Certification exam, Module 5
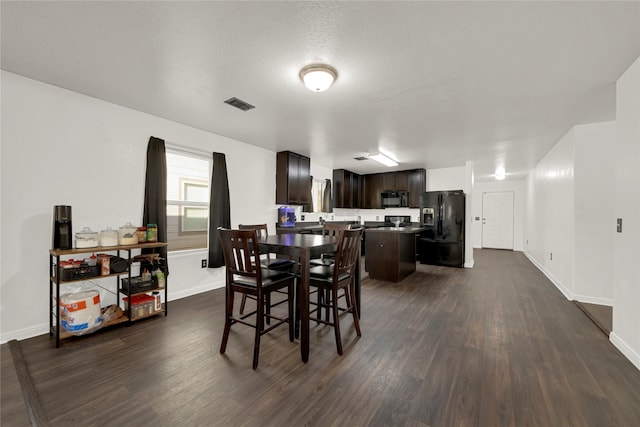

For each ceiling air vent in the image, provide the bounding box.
[354,156,368,161]
[224,97,255,111]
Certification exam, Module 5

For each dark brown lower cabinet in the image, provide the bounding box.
[365,230,416,282]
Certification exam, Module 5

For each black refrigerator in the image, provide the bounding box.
[417,190,465,267]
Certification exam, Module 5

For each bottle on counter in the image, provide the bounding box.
[152,291,161,311]
[146,224,157,242]
[137,226,147,243]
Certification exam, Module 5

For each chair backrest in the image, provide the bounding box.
[332,228,363,280]
[238,223,269,239]
[218,228,263,285]
[322,222,351,237]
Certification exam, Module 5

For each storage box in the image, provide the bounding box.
[121,276,155,294]
[56,264,100,282]
[123,294,157,318]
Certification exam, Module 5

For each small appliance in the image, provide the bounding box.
[381,191,409,208]
[52,205,73,249]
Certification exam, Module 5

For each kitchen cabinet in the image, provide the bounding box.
[395,171,409,191]
[382,172,396,191]
[365,228,418,282]
[407,168,426,207]
[333,167,425,209]
[49,242,168,348]
[276,151,311,205]
[363,173,383,209]
[333,169,361,208]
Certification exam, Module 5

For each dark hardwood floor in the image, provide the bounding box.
[2,249,640,426]
[575,301,613,337]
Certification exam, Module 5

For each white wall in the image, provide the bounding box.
[611,57,640,370]
[524,128,575,300]
[0,72,277,342]
[471,180,526,251]
[573,121,615,305]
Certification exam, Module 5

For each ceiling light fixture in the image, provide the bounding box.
[300,64,337,92]
[369,152,398,167]
[495,167,506,180]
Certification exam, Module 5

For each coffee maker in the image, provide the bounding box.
[52,205,72,249]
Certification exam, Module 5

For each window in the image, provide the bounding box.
[311,179,327,212]
[166,150,211,251]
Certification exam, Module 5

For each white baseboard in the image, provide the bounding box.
[610,332,640,371]
[523,250,574,301]
[0,324,49,345]
[572,295,613,306]
[168,280,225,301]
[464,260,474,268]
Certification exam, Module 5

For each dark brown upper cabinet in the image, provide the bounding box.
[333,169,362,209]
[363,173,383,209]
[338,168,425,209]
[407,168,426,207]
[276,151,310,205]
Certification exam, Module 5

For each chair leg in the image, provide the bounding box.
[266,294,271,325]
[349,283,362,337]
[324,289,331,321]
[239,293,247,314]
[253,292,264,370]
[288,282,294,342]
[220,289,235,354]
[316,288,323,322]
[332,287,343,355]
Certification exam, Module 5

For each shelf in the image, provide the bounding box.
[54,315,129,340]
[51,271,130,285]
[50,242,168,256]
[50,239,168,348]
[130,306,165,322]
[119,287,165,297]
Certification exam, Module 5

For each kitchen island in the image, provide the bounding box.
[365,226,423,282]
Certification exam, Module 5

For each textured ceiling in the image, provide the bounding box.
[2,1,639,181]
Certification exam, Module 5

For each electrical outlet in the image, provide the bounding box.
[550,253,553,261]
[201,259,207,268]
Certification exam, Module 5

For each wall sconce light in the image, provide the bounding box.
[300,64,337,92]
[495,167,506,180]
[369,152,398,167]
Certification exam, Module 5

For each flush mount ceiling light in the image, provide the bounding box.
[369,152,398,167]
[299,64,337,92]
[495,167,506,180]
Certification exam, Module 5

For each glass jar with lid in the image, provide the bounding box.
[118,222,139,245]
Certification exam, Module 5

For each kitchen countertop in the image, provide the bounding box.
[365,226,425,234]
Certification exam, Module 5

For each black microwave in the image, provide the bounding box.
[381,191,409,208]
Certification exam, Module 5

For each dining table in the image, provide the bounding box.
[258,233,361,363]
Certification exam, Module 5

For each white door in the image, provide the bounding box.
[482,191,514,250]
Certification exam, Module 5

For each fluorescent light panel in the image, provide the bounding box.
[369,152,398,167]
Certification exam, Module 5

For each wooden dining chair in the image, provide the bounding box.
[308,228,363,355]
[237,224,295,318]
[310,223,352,266]
[218,228,295,369]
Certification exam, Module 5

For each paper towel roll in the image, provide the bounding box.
[60,290,103,335]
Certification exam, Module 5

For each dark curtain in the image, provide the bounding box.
[142,136,168,272]
[208,152,231,268]
[323,179,333,213]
